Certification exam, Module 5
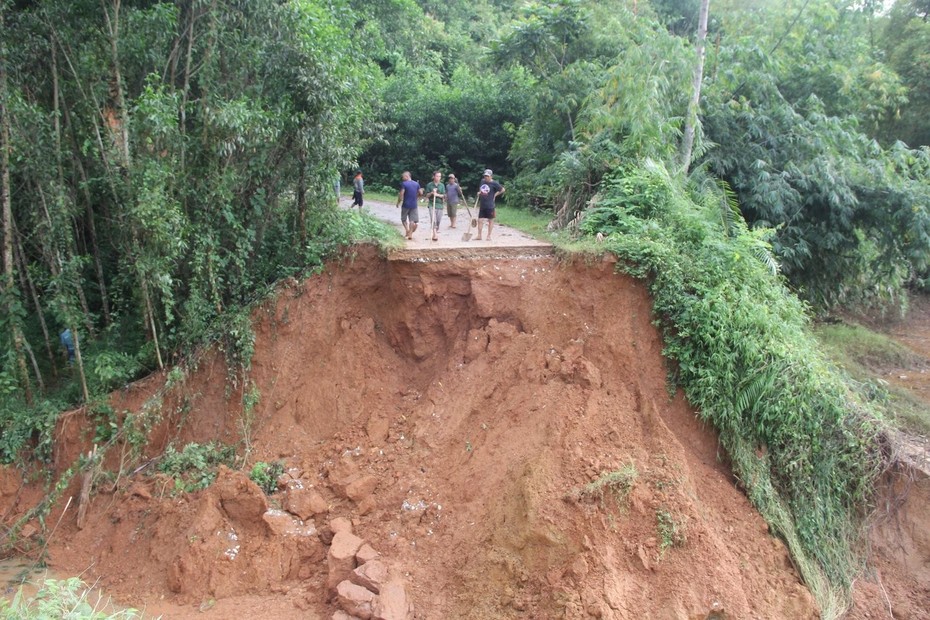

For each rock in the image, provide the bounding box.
[636,544,653,571]
[357,496,377,516]
[264,509,297,536]
[350,559,389,594]
[573,358,602,388]
[328,456,361,498]
[372,580,411,620]
[263,509,316,537]
[336,580,375,619]
[285,486,329,520]
[214,467,268,528]
[327,530,364,590]
[332,612,361,620]
[356,543,381,565]
[346,475,379,502]
[330,516,353,534]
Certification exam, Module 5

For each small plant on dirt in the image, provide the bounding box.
[249,460,284,495]
[656,508,686,554]
[238,383,261,461]
[0,577,146,619]
[570,463,638,509]
[156,442,236,493]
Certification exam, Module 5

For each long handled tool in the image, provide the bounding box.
[462,196,479,241]
[430,195,438,241]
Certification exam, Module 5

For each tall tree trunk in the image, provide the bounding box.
[55,42,112,326]
[102,0,131,171]
[297,142,307,247]
[1,10,34,405]
[679,0,710,174]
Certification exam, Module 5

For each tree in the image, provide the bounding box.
[678,0,709,172]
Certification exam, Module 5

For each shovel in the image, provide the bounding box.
[430,195,438,241]
[461,196,479,241]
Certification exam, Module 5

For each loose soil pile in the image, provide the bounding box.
[3,245,900,619]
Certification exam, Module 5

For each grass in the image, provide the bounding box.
[570,463,638,509]
[814,321,930,435]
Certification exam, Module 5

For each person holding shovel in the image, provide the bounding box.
[424,171,445,241]
[475,169,504,241]
[396,171,422,239]
[446,173,465,229]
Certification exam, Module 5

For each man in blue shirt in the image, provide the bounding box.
[60,328,75,364]
[396,171,422,239]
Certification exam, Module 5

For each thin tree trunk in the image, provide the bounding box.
[35,183,95,338]
[1,13,34,405]
[679,0,710,174]
[102,0,131,171]
[13,220,57,375]
[21,338,45,392]
[297,142,307,247]
[179,3,197,215]
[70,322,90,403]
[140,281,164,369]
[56,43,112,326]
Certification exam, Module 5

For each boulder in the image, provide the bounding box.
[336,580,375,620]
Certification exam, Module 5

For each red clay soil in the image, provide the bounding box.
[2,245,851,619]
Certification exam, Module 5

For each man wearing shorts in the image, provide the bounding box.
[396,171,422,239]
[475,169,504,241]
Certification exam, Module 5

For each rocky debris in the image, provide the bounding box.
[262,509,316,537]
[356,543,381,564]
[326,522,412,620]
[336,580,375,619]
[330,516,354,534]
[284,486,329,520]
[213,467,268,529]
[327,530,365,590]
[350,559,388,594]
[346,475,379,502]
[372,580,412,620]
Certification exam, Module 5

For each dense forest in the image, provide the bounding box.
[2,0,929,616]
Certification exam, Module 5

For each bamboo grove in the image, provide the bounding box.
[1,0,373,446]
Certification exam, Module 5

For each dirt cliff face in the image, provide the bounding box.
[2,246,820,619]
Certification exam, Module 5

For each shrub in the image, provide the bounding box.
[582,160,885,618]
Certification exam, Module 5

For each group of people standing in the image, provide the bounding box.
[396,169,505,241]
[344,167,506,242]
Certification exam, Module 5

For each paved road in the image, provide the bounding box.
[343,197,553,260]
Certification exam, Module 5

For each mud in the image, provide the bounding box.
[0,246,921,619]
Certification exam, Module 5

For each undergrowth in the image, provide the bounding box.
[0,577,148,619]
[580,160,886,619]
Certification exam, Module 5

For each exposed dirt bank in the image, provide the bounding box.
[4,245,916,619]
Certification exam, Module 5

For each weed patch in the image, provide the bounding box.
[569,463,638,509]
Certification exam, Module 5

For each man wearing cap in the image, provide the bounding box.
[396,171,422,239]
[475,169,504,241]
[446,174,465,229]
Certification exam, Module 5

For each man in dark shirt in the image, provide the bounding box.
[475,169,504,241]
[396,171,422,239]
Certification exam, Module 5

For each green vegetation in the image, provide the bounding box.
[249,461,285,495]
[815,322,930,434]
[656,508,686,554]
[0,577,146,619]
[156,442,236,494]
[581,161,883,617]
[2,1,929,615]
